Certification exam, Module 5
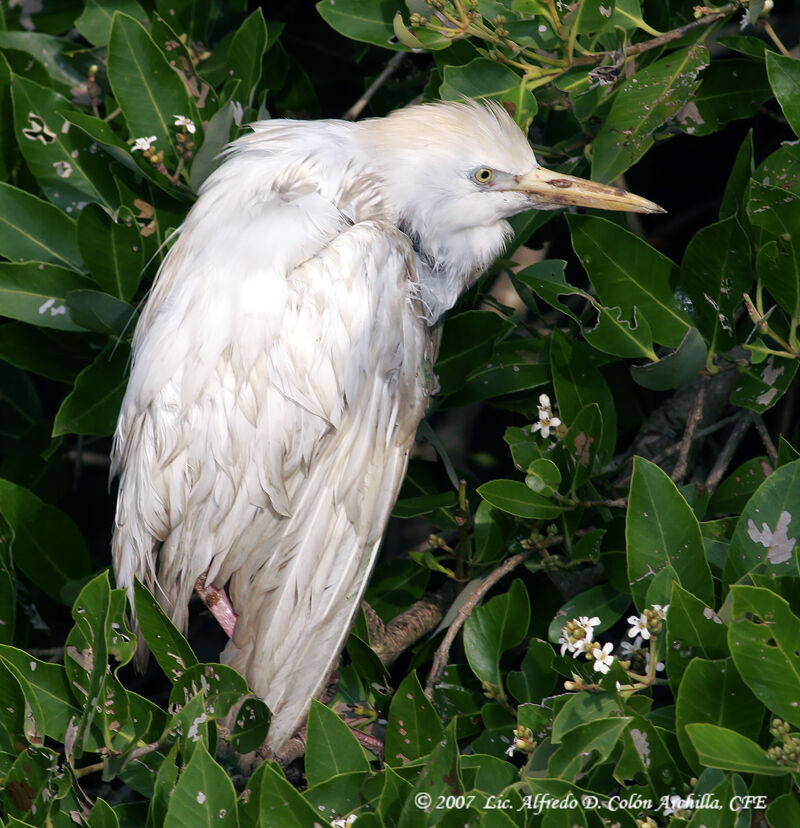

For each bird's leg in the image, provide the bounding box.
[194,573,238,638]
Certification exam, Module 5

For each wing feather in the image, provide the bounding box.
[113,206,435,750]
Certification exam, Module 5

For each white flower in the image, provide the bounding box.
[627,614,650,640]
[174,114,196,133]
[592,642,614,674]
[558,630,575,657]
[618,635,644,659]
[651,604,668,620]
[645,651,665,673]
[577,616,600,632]
[131,135,157,152]
[505,743,516,757]
[532,393,562,439]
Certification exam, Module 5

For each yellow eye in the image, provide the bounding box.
[474,167,494,184]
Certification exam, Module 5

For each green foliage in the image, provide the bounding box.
[1,0,800,825]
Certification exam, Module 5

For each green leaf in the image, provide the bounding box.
[189,100,237,191]
[0,32,86,89]
[385,671,444,766]
[11,75,118,212]
[441,58,537,131]
[436,311,514,395]
[630,327,707,390]
[551,692,619,743]
[66,289,138,337]
[0,478,91,604]
[507,639,556,704]
[0,646,82,743]
[397,721,460,828]
[681,59,771,137]
[477,479,564,519]
[525,458,561,496]
[0,183,84,271]
[305,699,371,786]
[719,130,754,221]
[248,753,344,826]
[228,8,268,107]
[163,740,238,827]
[464,579,529,693]
[77,204,144,302]
[0,323,92,383]
[133,578,198,683]
[170,663,249,721]
[766,52,800,137]
[626,457,713,609]
[680,216,753,352]
[76,0,149,47]
[592,44,709,181]
[724,460,800,584]
[728,585,800,728]
[569,214,690,348]
[685,723,789,775]
[548,583,631,644]
[0,262,92,331]
[229,697,270,754]
[52,345,130,437]
[549,717,632,780]
[107,13,197,166]
[89,797,120,828]
[675,658,763,772]
[766,794,800,827]
[155,0,213,44]
[316,0,402,52]
[731,356,798,414]
[665,583,729,687]
[551,329,616,463]
[562,403,603,490]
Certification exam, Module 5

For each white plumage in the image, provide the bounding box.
[111,100,661,752]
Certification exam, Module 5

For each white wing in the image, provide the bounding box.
[113,178,435,749]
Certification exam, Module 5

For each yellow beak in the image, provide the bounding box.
[505,165,665,214]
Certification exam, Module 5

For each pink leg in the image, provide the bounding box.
[195,573,238,638]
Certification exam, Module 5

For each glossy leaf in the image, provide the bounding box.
[441,58,537,131]
[626,457,713,609]
[675,658,762,772]
[316,0,401,51]
[464,579,529,692]
[592,45,709,182]
[569,214,690,348]
[477,479,564,519]
[0,183,84,271]
[724,460,800,584]
[66,289,138,337]
[11,75,117,212]
[227,8,268,107]
[680,216,753,352]
[52,345,129,437]
[75,0,148,46]
[728,585,800,728]
[551,329,616,463]
[163,740,237,827]
[630,327,707,390]
[385,671,444,767]
[766,51,800,137]
[0,479,90,605]
[77,203,144,301]
[107,14,197,166]
[305,699,371,786]
[685,723,789,775]
[0,262,92,332]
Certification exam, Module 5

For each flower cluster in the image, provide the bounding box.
[559,616,615,674]
[627,604,668,640]
[531,393,561,439]
[504,724,536,757]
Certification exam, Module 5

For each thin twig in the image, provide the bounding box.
[751,413,778,465]
[424,550,531,699]
[671,375,708,484]
[343,52,405,121]
[705,412,753,492]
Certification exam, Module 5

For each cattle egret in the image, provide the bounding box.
[112,100,662,753]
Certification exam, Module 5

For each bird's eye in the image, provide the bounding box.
[474,168,494,184]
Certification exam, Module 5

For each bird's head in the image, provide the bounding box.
[360,100,662,288]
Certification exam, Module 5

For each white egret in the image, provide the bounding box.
[112,100,662,753]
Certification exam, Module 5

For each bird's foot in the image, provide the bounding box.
[195,573,238,638]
